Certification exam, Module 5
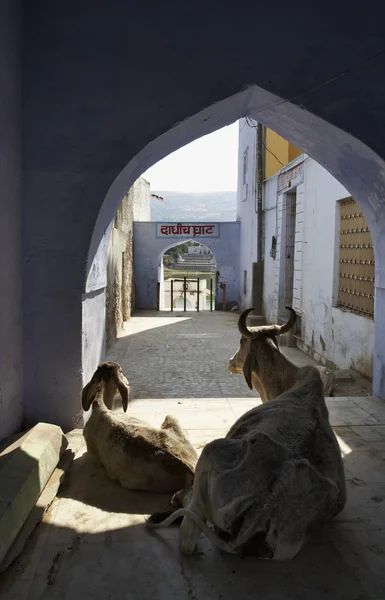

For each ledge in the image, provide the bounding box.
[0,423,67,565]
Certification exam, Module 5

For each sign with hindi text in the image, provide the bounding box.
[278,155,304,193]
[155,222,220,238]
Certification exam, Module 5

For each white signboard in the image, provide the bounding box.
[155,222,220,238]
[278,156,304,193]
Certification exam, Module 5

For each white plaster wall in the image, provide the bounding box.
[81,288,106,426]
[264,159,374,378]
[133,178,151,221]
[300,158,374,378]
[82,288,106,393]
[105,226,127,349]
[262,176,278,323]
[236,118,259,310]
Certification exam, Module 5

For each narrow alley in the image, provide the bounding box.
[1,311,385,600]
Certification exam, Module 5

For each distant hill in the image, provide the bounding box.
[150,191,237,222]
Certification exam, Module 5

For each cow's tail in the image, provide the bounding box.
[146,508,238,554]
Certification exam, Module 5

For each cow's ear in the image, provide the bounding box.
[242,353,255,390]
[114,368,130,412]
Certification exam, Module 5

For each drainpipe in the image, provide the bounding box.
[219,282,227,311]
[256,123,264,262]
[250,122,265,318]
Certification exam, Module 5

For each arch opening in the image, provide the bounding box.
[158,240,217,312]
[84,85,385,398]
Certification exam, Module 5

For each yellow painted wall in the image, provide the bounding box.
[289,143,302,163]
[264,128,302,179]
[265,129,288,179]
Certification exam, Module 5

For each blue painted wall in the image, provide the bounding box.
[134,222,240,310]
[0,0,22,441]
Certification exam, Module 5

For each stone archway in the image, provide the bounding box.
[83,87,385,408]
[20,7,385,430]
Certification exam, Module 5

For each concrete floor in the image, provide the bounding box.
[1,311,385,600]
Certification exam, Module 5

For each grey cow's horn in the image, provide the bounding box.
[238,308,254,339]
[277,306,297,335]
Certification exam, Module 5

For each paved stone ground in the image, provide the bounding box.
[110,310,259,400]
[1,311,385,600]
[108,310,326,401]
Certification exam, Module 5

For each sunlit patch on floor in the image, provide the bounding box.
[335,433,353,457]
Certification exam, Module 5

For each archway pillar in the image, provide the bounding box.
[372,229,385,397]
[374,285,385,397]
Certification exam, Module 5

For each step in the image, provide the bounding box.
[247,314,267,327]
[333,370,355,383]
[0,423,67,565]
[276,331,296,347]
[275,315,296,347]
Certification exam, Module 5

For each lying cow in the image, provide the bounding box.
[147,307,346,559]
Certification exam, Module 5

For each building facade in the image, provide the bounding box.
[237,119,374,380]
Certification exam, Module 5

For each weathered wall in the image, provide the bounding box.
[132,178,151,222]
[105,178,150,352]
[81,288,106,414]
[134,223,240,310]
[263,157,375,378]
[300,159,374,378]
[105,200,132,352]
[0,1,23,441]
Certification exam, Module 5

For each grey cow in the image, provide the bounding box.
[147,308,346,559]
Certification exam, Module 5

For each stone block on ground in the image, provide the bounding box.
[0,429,85,573]
[0,423,68,566]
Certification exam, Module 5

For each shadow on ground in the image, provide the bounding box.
[58,450,173,515]
[1,419,384,599]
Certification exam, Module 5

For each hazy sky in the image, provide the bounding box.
[142,122,239,193]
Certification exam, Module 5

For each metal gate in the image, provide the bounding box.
[284,193,296,306]
[168,277,214,312]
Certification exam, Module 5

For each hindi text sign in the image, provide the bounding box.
[156,223,219,238]
[278,156,304,193]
